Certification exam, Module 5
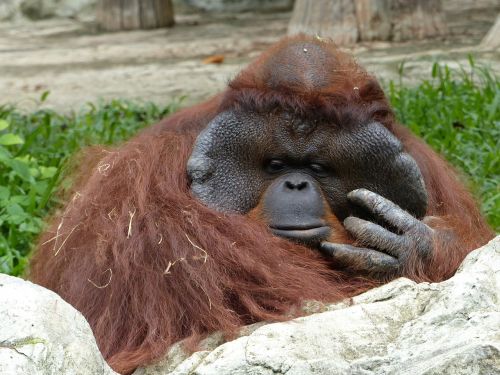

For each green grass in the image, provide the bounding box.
[0,61,499,276]
[388,59,499,232]
[0,97,181,275]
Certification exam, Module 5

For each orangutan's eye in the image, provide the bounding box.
[266,159,286,174]
[309,163,328,176]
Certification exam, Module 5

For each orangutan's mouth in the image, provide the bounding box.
[270,225,331,245]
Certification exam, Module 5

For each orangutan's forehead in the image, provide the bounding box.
[269,115,402,160]
[262,41,335,90]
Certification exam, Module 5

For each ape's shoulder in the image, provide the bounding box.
[144,95,223,136]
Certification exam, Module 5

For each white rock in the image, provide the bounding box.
[0,0,95,21]
[0,275,117,375]
[1,237,498,375]
[0,0,23,21]
[138,235,500,375]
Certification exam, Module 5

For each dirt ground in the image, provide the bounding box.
[0,9,499,112]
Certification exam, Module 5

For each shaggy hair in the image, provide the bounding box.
[29,36,494,374]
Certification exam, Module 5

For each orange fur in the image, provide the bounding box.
[28,36,493,374]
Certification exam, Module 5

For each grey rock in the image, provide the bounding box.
[20,0,58,20]
[0,0,95,21]
[137,235,500,375]
[0,0,23,21]
[0,275,117,375]
[481,14,500,50]
[1,237,498,375]
[55,0,95,18]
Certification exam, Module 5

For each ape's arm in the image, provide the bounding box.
[320,126,494,282]
[320,188,434,279]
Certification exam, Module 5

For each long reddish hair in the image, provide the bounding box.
[28,36,493,374]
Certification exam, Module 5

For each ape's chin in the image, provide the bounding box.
[271,226,331,247]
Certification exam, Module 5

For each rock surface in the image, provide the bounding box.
[136,235,500,375]
[0,0,22,21]
[0,236,498,375]
[481,15,500,50]
[0,0,95,21]
[0,275,117,375]
[0,1,499,113]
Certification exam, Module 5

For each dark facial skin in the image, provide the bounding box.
[262,172,331,246]
[188,109,433,277]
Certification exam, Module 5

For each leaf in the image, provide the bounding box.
[6,202,24,215]
[40,166,58,179]
[203,55,225,64]
[29,167,40,177]
[398,61,406,77]
[6,203,26,225]
[487,90,500,121]
[33,180,48,195]
[0,119,9,131]
[431,62,439,78]
[467,54,475,68]
[0,157,32,181]
[0,133,24,145]
[0,145,11,159]
[19,221,42,233]
[40,91,50,103]
[38,162,63,210]
[0,186,9,200]
[11,195,30,206]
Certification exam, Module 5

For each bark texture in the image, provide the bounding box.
[288,0,447,44]
[96,0,174,31]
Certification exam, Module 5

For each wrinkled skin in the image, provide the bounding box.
[320,188,434,276]
[188,109,436,278]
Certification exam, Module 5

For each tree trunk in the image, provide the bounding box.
[288,0,358,45]
[388,0,447,42]
[288,0,447,44]
[96,0,174,31]
[354,0,391,41]
[480,14,500,50]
